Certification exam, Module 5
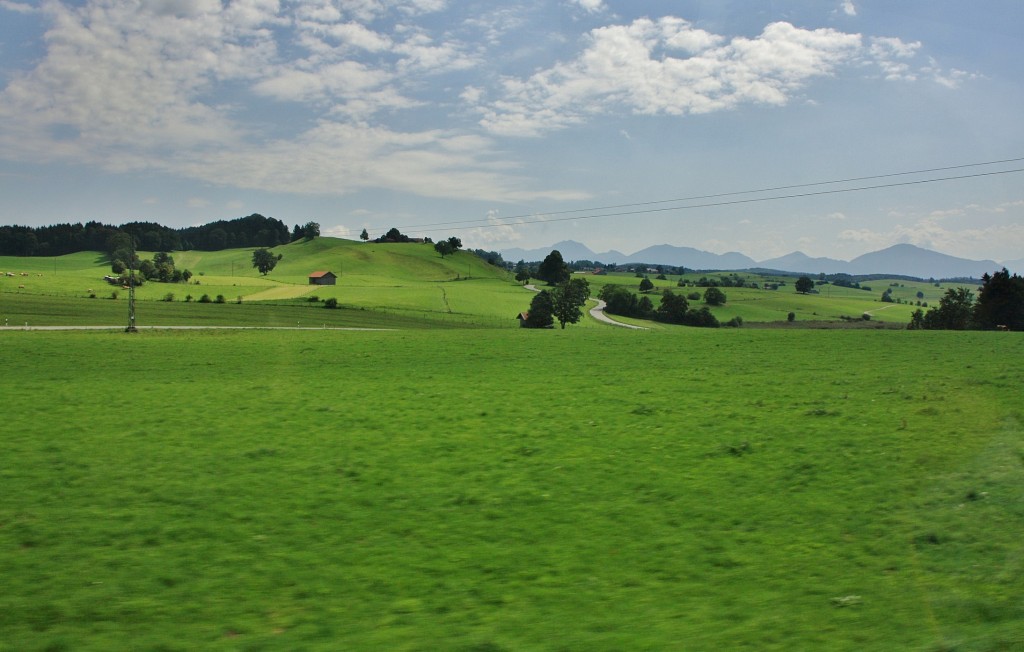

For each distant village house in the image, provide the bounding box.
[308,271,337,285]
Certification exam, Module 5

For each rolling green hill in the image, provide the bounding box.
[1,241,981,329]
[0,239,531,328]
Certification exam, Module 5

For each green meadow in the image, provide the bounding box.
[1,239,976,330]
[1,242,1021,649]
[0,240,530,329]
[1,328,1022,650]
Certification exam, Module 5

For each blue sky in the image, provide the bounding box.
[1,0,1022,262]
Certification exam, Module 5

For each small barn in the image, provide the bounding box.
[516,311,530,327]
[308,271,337,286]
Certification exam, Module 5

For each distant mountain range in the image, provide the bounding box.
[501,241,1010,279]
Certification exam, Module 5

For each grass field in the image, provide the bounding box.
[1,328,1022,650]
[0,241,531,329]
[1,242,984,330]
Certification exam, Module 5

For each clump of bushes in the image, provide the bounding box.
[324,297,338,309]
[162,292,175,302]
[214,294,226,304]
[198,294,211,303]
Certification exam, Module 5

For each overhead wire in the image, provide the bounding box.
[397,164,1024,236]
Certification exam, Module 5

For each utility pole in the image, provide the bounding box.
[126,231,138,333]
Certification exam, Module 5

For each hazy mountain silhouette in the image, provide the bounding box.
[501,241,1001,279]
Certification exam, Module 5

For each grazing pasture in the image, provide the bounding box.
[1,328,1021,650]
[0,241,528,328]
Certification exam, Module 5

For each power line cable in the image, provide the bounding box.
[394,156,1024,232]
[400,167,1024,236]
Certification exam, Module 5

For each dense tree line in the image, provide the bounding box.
[599,285,720,327]
[909,269,1024,331]
[522,278,590,329]
[0,214,303,257]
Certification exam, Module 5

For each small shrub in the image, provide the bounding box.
[110,291,119,300]
[787,311,796,322]
[726,316,743,327]
[214,294,226,304]
[89,293,97,299]
[324,297,338,309]
[185,294,193,302]
[198,294,211,303]
[862,313,871,321]
[307,295,320,302]
[687,292,701,301]
[162,292,175,302]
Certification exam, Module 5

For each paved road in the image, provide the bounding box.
[523,283,647,330]
[589,299,648,330]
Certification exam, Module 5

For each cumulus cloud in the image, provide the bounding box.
[0,1,37,14]
[463,210,526,247]
[839,1,857,17]
[0,0,583,203]
[476,18,904,136]
[569,0,606,14]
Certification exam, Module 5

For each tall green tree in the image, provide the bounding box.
[795,276,814,294]
[537,250,570,285]
[921,287,975,330]
[639,276,654,293]
[974,268,1024,330]
[524,290,554,328]
[656,289,689,324]
[434,240,452,257]
[302,222,320,241]
[551,278,590,329]
[703,287,727,305]
[252,248,282,275]
[359,228,369,241]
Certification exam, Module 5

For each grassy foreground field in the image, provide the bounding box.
[1,328,1022,650]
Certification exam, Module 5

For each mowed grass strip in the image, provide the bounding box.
[1,328,1022,650]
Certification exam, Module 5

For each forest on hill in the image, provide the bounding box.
[0,214,300,257]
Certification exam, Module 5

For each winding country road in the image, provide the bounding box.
[523,284,647,330]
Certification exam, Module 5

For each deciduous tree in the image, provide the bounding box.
[795,276,814,294]
[551,278,590,329]
[703,287,727,305]
[252,248,282,275]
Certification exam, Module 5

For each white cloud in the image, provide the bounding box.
[464,210,525,247]
[0,1,37,14]
[324,225,353,238]
[838,203,1024,260]
[187,197,210,209]
[475,18,905,136]
[839,1,857,17]
[568,0,606,14]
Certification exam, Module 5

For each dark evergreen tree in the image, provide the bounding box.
[974,268,1024,330]
[524,290,554,328]
[536,250,570,285]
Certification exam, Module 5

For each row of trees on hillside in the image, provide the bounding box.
[599,285,722,327]
[0,215,323,257]
[909,269,1024,330]
[523,278,591,329]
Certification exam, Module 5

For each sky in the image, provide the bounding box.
[1,0,1023,263]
